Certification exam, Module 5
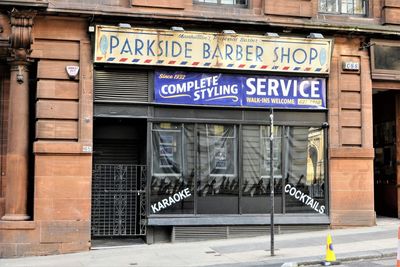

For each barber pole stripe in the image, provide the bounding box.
[97,57,329,73]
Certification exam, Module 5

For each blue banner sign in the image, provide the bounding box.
[154,71,326,109]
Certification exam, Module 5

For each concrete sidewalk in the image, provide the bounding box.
[1,217,398,267]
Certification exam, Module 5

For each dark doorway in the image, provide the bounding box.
[373,90,398,218]
[91,118,147,238]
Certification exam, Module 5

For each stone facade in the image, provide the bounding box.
[0,0,398,257]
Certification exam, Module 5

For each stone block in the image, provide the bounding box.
[40,220,90,243]
[34,17,88,41]
[264,0,312,18]
[36,120,78,140]
[37,80,79,100]
[36,100,78,119]
[341,127,362,146]
[330,210,376,227]
[330,190,374,210]
[35,155,92,177]
[60,241,90,254]
[35,176,90,199]
[32,39,80,60]
[341,91,361,109]
[0,244,17,258]
[35,197,90,221]
[16,243,61,257]
[37,60,79,80]
[0,229,39,243]
[330,172,373,191]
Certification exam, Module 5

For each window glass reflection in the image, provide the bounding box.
[285,127,326,213]
[150,123,194,214]
[197,124,239,214]
[242,125,283,214]
[150,123,326,215]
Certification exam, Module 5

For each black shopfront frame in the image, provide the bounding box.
[93,66,330,226]
[146,106,330,225]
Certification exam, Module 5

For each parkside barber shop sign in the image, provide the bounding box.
[95,26,332,74]
[155,71,326,109]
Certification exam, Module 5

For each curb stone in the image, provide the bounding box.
[294,250,397,266]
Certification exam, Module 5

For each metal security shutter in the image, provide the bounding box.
[94,69,149,102]
[93,139,140,165]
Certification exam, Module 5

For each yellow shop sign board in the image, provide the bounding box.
[95,25,332,74]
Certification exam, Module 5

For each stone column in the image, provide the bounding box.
[1,9,35,221]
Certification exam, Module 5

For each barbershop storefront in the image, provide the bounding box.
[92,26,332,241]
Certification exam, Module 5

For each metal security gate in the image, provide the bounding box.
[91,164,146,237]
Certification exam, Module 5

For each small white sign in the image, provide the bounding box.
[66,66,80,79]
[342,61,360,71]
[82,145,92,153]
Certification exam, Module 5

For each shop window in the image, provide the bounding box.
[151,123,195,214]
[285,127,326,213]
[150,123,326,216]
[242,125,282,214]
[197,124,239,214]
[194,0,247,6]
[319,0,367,15]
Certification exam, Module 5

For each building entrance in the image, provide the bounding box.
[91,118,147,237]
[373,90,399,218]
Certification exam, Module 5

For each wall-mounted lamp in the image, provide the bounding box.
[307,32,324,39]
[118,23,132,28]
[171,26,185,31]
[265,32,280,38]
[222,30,236,34]
[322,122,329,129]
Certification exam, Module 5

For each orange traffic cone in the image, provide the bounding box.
[397,226,400,267]
[322,233,339,266]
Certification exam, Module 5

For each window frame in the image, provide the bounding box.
[318,0,368,16]
[370,39,400,81]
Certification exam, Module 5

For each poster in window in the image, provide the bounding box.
[214,146,227,170]
[159,134,174,168]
